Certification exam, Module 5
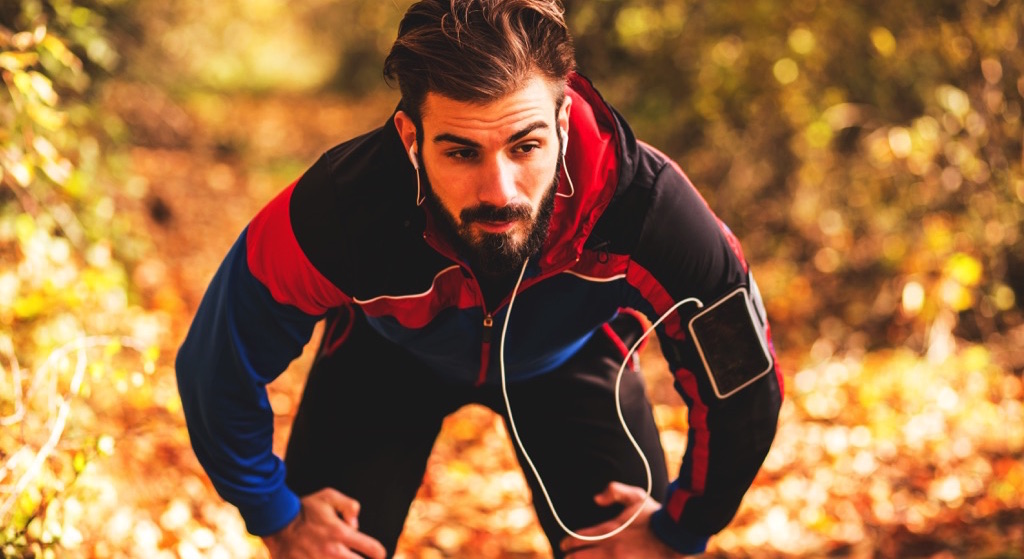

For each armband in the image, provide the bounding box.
[687,286,773,399]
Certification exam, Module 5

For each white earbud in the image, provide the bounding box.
[409,143,424,206]
[408,144,420,171]
[556,128,573,199]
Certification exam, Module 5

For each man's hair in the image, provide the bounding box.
[383,0,576,126]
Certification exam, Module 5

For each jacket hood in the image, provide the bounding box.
[538,72,640,270]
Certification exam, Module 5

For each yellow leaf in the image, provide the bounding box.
[940,280,973,312]
[144,345,161,361]
[901,281,925,316]
[27,104,68,131]
[993,284,1016,311]
[41,158,72,185]
[72,451,87,473]
[773,58,799,85]
[104,339,123,358]
[12,31,36,50]
[9,157,35,187]
[959,345,990,372]
[0,52,39,71]
[28,72,58,106]
[32,136,59,159]
[788,27,816,55]
[870,27,896,57]
[13,292,46,319]
[14,213,36,242]
[12,70,33,97]
[41,35,82,71]
[936,84,971,119]
[923,216,952,252]
[97,434,115,456]
[946,253,983,287]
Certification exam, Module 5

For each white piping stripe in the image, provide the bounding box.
[561,270,627,283]
[352,265,462,304]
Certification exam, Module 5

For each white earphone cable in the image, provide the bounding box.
[555,150,574,199]
[499,259,703,541]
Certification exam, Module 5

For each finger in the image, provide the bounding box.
[571,515,629,540]
[323,541,360,559]
[560,515,628,554]
[314,488,362,528]
[339,526,387,559]
[594,481,646,506]
[560,537,601,555]
[324,541,366,559]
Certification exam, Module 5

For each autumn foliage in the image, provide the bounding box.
[2,0,1023,557]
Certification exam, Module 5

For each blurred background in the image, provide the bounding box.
[1,0,1023,557]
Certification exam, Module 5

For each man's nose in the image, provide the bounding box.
[477,157,517,207]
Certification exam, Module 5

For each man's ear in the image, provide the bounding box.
[393,110,418,155]
[557,95,572,142]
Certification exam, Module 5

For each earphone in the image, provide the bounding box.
[409,143,425,206]
[556,128,574,199]
[408,144,419,170]
[500,259,703,542]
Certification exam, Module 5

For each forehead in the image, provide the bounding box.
[421,76,560,139]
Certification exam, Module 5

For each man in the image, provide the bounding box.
[176,1,783,557]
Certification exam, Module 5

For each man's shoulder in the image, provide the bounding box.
[318,122,407,189]
[283,119,429,289]
[290,119,414,217]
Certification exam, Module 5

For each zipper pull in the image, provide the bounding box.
[482,314,494,342]
[477,314,495,386]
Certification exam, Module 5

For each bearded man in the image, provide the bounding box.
[176,1,783,557]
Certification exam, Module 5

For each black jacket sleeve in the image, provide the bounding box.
[624,149,783,553]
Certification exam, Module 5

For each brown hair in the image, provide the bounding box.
[383,0,575,126]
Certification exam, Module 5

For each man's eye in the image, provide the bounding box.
[515,143,540,154]
[447,149,477,160]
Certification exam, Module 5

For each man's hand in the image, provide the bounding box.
[262,488,386,559]
[559,482,694,558]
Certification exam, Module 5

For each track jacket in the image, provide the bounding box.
[176,73,783,554]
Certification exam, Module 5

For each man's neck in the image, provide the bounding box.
[475,269,520,311]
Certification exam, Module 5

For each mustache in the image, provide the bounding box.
[460,203,532,224]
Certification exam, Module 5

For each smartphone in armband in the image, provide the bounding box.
[687,287,774,399]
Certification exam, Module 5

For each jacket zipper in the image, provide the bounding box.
[477,314,493,387]
[423,229,582,387]
[423,230,496,386]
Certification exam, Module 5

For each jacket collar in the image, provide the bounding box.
[537,72,626,271]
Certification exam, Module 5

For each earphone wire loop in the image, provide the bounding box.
[555,154,574,199]
[415,169,425,206]
[500,256,703,542]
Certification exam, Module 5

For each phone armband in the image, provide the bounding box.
[687,287,773,399]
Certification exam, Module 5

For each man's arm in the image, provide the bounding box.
[176,173,353,536]
[623,153,783,554]
[176,229,320,535]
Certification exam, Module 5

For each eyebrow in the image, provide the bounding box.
[432,121,550,148]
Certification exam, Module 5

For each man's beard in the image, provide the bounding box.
[423,165,560,277]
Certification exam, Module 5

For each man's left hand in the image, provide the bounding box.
[559,482,694,558]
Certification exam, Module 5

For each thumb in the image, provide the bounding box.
[594,481,646,507]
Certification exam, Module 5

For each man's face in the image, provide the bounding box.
[395,75,571,276]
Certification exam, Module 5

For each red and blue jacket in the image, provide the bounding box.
[176,73,783,554]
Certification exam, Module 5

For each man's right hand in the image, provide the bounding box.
[262,488,387,559]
